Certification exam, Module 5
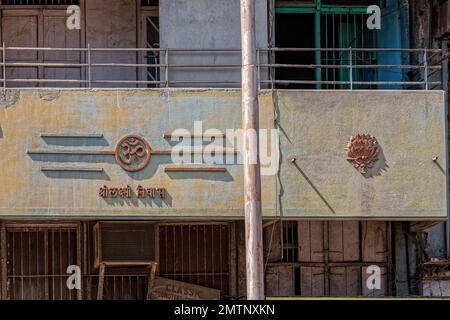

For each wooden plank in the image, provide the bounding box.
[410,221,442,232]
[236,221,246,298]
[228,222,237,298]
[265,265,294,297]
[343,221,360,261]
[393,222,409,296]
[93,222,100,269]
[76,224,82,300]
[323,222,329,295]
[329,267,346,296]
[298,221,310,261]
[345,267,361,296]
[298,221,324,262]
[146,262,158,300]
[299,266,325,296]
[328,221,360,262]
[264,220,282,262]
[97,263,106,300]
[1,224,7,300]
[44,230,49,300]
[362,221,388,262]
[150,277,221,300]
[387,221,393,296]
[329,266,360,297]
[2,10,39,88]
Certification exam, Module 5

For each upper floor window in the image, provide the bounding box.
[0,0,79,5]
[141,0,158,6]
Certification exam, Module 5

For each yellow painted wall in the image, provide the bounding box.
[0,89,446,220]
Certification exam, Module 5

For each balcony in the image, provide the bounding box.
[0,46,445,90]
[0,44,447,222]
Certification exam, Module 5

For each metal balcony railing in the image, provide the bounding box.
[0,45,445,90]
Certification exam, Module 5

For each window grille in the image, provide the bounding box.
[158,223,230,296]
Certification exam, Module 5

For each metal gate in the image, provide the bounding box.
[158,223,231,296]
[1,223,81,300]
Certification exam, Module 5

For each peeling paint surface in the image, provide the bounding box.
[0,90,20,108]
[0,89,275,218]
[277,90,447,220]
[0,89,446,220]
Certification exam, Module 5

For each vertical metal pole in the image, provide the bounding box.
[314,0,321,89]
[240,0,264,300]
[349,47,353,90]
[165,49,169,88]
[87,44,92,89]
[424,49,428,90]
[271,49,275,90]
[2,42,6,89]
[257,48,261,91]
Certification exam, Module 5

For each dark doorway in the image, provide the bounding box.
[275,14,316,89]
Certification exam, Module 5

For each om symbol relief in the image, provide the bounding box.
[115,134,151,172]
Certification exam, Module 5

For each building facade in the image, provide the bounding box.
[0,0,448,299]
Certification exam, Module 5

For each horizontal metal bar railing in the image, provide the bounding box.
[0,46,444,90]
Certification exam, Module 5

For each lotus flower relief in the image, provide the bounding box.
[345,134,380,174]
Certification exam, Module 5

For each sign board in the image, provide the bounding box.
[150,277,221,300]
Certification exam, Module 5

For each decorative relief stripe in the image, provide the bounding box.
[27,149,114,155]
[40,133,104,138]
[163,133,226,139]
[165,167,227,173]
[40,167,104,172]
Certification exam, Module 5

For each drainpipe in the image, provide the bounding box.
[240,0,265,300]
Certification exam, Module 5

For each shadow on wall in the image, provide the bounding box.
[360,146,389,178]
[42,170,111,181]
[42,136,109,147]
[28,153,116,164]
[433,158,446,175]
[292,162,336,214]
[165,169,233,182]
[101,188,173,208]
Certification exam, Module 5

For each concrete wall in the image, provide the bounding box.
[277,90,447,220]
[0,89,276,218]
[159,0,269,87]
[1,0,269,87]
[0,89,446,220]
[409,0,448,260]
[85,0,138,86]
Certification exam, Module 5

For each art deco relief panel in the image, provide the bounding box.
[0,89,447,220]
[0,90,276,218]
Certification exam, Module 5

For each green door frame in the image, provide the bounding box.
[275,0,370,88]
